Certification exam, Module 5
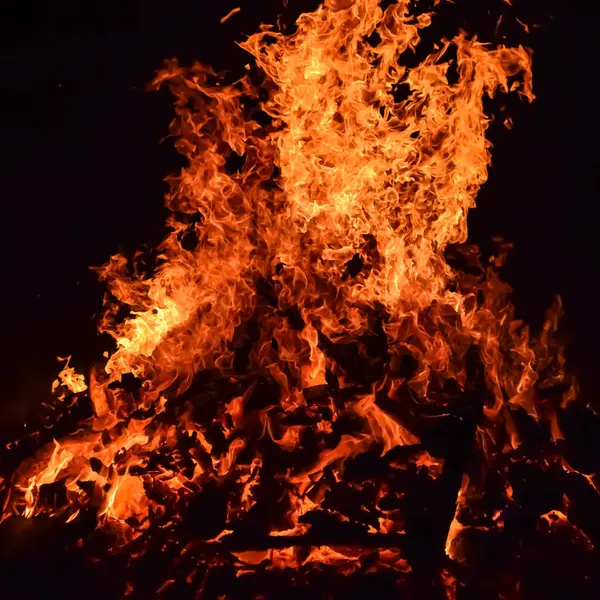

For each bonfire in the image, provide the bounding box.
[1,1,598,599]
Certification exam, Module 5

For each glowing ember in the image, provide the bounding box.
[0,1,591,598]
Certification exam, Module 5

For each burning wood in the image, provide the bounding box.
[1,1,598,598]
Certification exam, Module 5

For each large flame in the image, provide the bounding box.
[0,0,582,596]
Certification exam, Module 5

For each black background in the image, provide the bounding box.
[0,0,598,439]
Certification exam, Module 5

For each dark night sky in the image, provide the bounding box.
[0,0,598,437]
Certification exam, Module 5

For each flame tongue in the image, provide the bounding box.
[0,1,584,598]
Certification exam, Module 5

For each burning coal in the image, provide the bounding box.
[1,1,598,598]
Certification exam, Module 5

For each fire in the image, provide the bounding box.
[0,1,589,597]
[51,356,88,399]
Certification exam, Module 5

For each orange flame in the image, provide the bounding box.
[1,0,579,592]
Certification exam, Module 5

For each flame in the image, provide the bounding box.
[1,0,583,596]
[51,356,87,398]
[220,7,241,24]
